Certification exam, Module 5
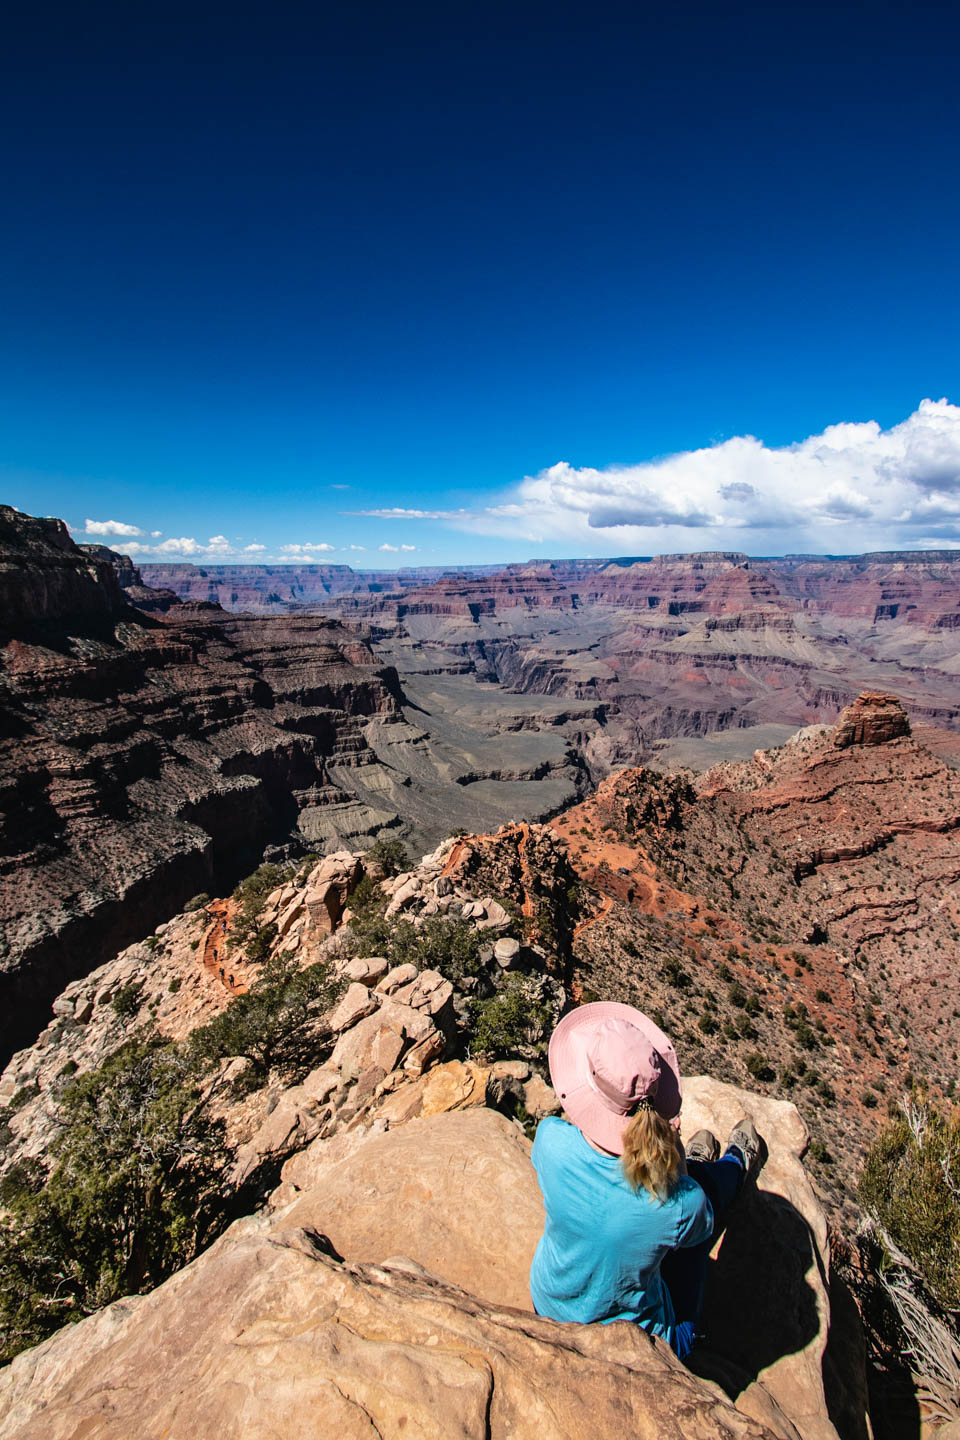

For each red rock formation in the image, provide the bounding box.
[832,692,911,748]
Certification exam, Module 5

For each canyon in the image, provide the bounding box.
[146,550,960,767]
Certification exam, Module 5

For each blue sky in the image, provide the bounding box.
[3,1,960,565]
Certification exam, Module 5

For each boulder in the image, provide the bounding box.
[230,1086,327,1186]
[390,968,455,1020]
[493,936,520,968]
[680,1076,852,1440]
[340,956,388,987]
[329,1012,407,1079]
[477,898,512,930]
[523,1073,561,1119]
[326,982,378,1033]
[329,997,442,1080]
[0,1226,780,1440]
[384,877,420,916]
[375,963,418,995]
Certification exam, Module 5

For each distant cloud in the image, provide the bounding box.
[379,543,399,552]
[278,542,337,555]
[78,518,144,537]
[466,398,960,552]
[349,544,366,551]
[358,507,470,521]
[329,483,350,490]
[401,544,417,551]
[244,543,266,552]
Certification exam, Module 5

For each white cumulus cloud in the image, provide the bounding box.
[467,398,960,553]
[79,518,145,537]
[379,543,399,552]
[277,542,337,555]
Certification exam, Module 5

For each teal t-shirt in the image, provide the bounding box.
[529,1115,713,1349]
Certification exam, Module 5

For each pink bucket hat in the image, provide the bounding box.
[548,1001,682,1154]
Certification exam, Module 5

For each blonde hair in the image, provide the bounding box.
[620,1107,681,1201]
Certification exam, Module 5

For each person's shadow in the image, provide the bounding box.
[680,1175,885,1440]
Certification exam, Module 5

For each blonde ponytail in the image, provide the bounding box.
[620,1107,681,1201]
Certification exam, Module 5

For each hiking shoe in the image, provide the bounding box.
[685,1129,720,1163]
[725,1118,762,1176]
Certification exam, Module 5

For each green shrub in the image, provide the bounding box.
[363,837,410,877]
[697,1011,719,1035]
[745,1052,774,1083]
[0,1040,230,1363]
[859,1098,960,1310]
[228,861,295,952]
[7,1085,39,1112]
[184,893,211,913]
[470,975,554,1058]
[111,983,143,1018]
[345,906,483,986]
[188,951,342,1080]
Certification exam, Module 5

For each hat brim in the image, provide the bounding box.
[548,1001,682,1154]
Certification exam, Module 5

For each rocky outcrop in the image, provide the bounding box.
[832,692,911,748]
[0,1088,863,1440]
[0,506,130,629]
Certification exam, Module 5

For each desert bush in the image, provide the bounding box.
[227,861,295,952]
[859,1096,960,1311]
[184,893,211,913]
[188,950,341,1080]
[859,1095,960,1424]
[469,974,555,1058]
[745,1052,774,1082]
[111,982,144,1017]
[0,1040,230,1363]
[363,837,410,877]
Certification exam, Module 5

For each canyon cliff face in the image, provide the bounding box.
[138,559,512,613]
[0,507,404,1060]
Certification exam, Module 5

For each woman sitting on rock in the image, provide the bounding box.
[530,1001,761,1359]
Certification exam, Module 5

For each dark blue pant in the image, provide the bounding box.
[661,1153,745,1359]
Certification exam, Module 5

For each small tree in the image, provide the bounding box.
[188,951,341,1080]
[0,1040,229,1362]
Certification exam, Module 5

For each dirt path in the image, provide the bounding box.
[515,822,536,920]
[573,893,613,941]
[200,899,247,995]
